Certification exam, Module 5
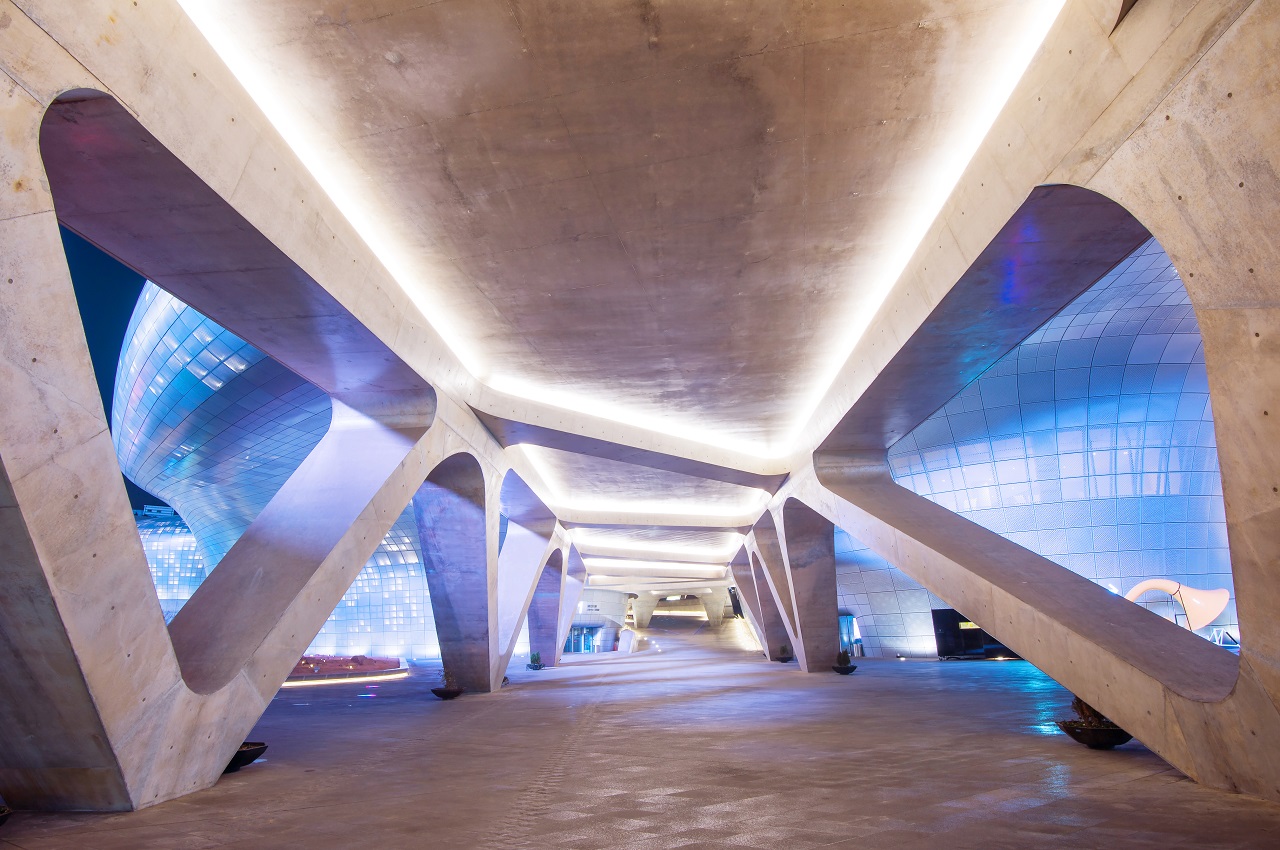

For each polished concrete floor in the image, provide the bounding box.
[5,616,1280,849]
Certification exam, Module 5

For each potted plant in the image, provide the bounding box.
[1056,696,1132,749]
[775,643,794,663]
[431,669,465,700]
[832,649,857,675]
[223,741,268,774]
[527,651,545,671]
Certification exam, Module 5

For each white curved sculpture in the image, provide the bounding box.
[1124,579,1230,631]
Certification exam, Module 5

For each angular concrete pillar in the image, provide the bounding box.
[0,80,439,810]
[751,505,838,671]
[414,458,565,694]
[631,593,659,628]
[527,549,565,666]
[751,511,799,639]
[700,587,731,627]
[413,453,495,694]
[555,547,587,663]
[808,456,1267,798]
[495,471,563,683]
[775,499,839,672]
[495,525,553,676]
[729,549,790,660]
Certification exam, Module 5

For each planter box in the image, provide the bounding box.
[431,687,465,700]
[1056,721,1132,749]
[224,742,268,774]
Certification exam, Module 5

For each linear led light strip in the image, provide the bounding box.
[779,0,1069,452]
[488,1,1070,458]
[521,445,770,520]
[582,557,728,573]
[572,536,745,562]
[178,1,1066,460]
[174,1,487,394]
[279,670,410,688]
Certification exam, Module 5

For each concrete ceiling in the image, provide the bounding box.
[172,0,1069,585]
[570,526,744,560]
[521,445,768,522]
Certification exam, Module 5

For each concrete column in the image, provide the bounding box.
[527,549,565,666]
[729,550,790,660]
[806,455,1270,797]
[631,593,659,628]
[598,626,621,652]
[774,499,840,672]
[555,547,587,664]
[495,519,555,681]
[413,453,496,694]
[751,511,799,639]
[700,587,731,627]
[752,505,840,670]
[0,80,440,808]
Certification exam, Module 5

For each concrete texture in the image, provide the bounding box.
[818,184,1151,454]
[747,505,839,671]
[5,617,1280,849]
[169,0,1064,455]
[414,454,494,693]
[4,0,1280,813]
[735,552,792,663]
[631,594,659,630]
[527,549,565,666]
[699,588,731,627]
[415,455,562,693]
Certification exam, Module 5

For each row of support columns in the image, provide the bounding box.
[413,455,581,693]
[732,501,840,671]
[0,389,582,810]
[626,587,730,629]
[0,47,581,809]
[3,0,1280,814]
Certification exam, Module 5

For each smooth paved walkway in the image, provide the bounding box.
[4,617,1280,848]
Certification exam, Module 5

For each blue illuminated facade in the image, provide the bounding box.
[135,505,205,622]
[119,239,1234,663]
[838,239,1235,657]
[116,283,440,657]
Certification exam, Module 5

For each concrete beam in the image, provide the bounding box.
[0,78,441,810]
[168,400,432,694]
[475,411,787,491]
[800,456,1274,798]
[631,594,659,629]
[39,95,434,419]
[494,519,557,684]
[526,549,565,667]
[750,511,798,640]
[819,184,1149,454]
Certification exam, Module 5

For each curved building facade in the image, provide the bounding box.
[837,238,1235,657]
[115,283,440,657]
[135,504,205,623]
